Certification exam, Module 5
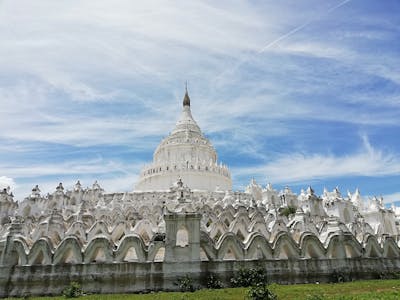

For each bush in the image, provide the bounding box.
[279,206,297,218]
[62,281,83,298]
[206,273,223,289]
[376,271,400,280]
[391,272,400,279]
[231,267,267,287]
[176,275,195,292]
[246,282,277,300]
[331,271,346,283]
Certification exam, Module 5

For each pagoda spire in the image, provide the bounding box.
[183,82,190,107]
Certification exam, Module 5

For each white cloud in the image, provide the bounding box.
[3,158,143,201]
[0,1,265,86]
[0,1,399,201]
[0,1,398,150]
[0,158,142,178]
[14,174,139,201]
[381,192,400,204]
[99,174,139,194]
[233,135,400,184]
[276,41,356,60]
[0,176,16,190]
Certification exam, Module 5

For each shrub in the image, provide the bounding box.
[391,272,400,279]
[376,271,400,280]
[279,206,297,218]
[331,271,346,283]
[246,282,277,300]
[176,275,195,292]
[62,281,83,298]
[206,273,223,289]
[231,267,267,287]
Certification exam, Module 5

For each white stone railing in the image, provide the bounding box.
[139,162,231,179]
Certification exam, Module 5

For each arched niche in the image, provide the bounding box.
[176,226,189,247]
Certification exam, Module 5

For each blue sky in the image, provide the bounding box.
[0,0,399,203]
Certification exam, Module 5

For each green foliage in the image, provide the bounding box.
[230,267,267,287]
[246,283,277,300]
[206,273,223,289]
[231,267,275,300]
[330,272,346,283]
[22,293,31,299]
[279,206,297,218]
[62,282,83,298]
[376,271,400,280]
[176,275,195,292]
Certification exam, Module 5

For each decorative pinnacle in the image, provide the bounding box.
[183,81,190,107]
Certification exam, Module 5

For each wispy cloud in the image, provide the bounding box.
[0,1,399,201]
[0,176,16,190]
[382,192,400,204]
[0,158,136,178]
[1,158,143,200]
[233,135,400,184]
[258,0,353,54]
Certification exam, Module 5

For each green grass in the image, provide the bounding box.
[270,279,400,299]
[5,279,400,300]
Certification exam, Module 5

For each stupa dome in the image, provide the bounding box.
[135,89,232,192]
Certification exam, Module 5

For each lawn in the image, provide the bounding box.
[5,280,400,300]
